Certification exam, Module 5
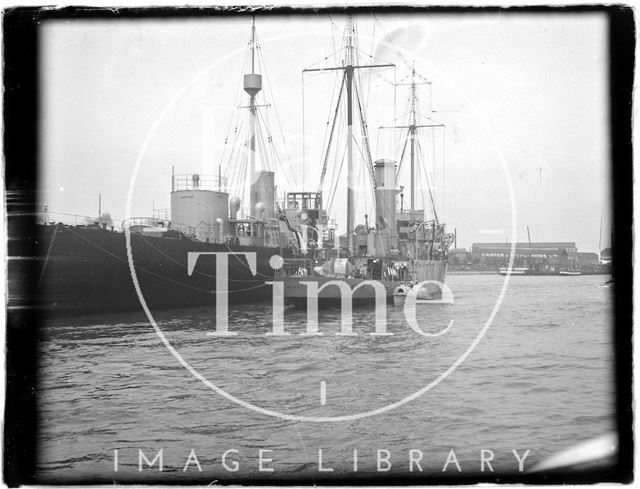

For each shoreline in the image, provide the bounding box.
[447,270,497,275]
[447,270,610,276]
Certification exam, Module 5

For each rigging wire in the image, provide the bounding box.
[442,125,446,222]
[353,75,376,189]
[384,80,411,182]
[356,142,373,225]
[304,47,346,71]
[238,139,248,217]
[325,109,344,211]
[226,117,248,195]
[353,46,392,66]
[258,43,298,189]
[326,144,348,216]
[353,21,366,112]
[315,67,343,185]
[219,44,251,175]
[352,137,376,217]
[221,106,243,182]
[432,111,436,202]
[316,71,347,192]
[395,129,410,183]
[256,116,268,173]
[362,15,376,116]
[328,14,339,65]
[415,134,439,224]
[301,71,305,187]
[225,91,246,185]
[429,82,433,113]
[393,67,397,160]
[256,109,295,192]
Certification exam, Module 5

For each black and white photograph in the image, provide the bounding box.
[3,4,634,486]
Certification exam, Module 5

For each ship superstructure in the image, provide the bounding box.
[28,19,298,314]
[277,16,454,307]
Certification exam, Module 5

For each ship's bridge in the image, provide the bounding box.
[172,173,227,192]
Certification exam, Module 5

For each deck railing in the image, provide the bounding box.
[38,210,124,229]
[172,174,227,192]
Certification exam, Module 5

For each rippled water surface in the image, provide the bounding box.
[37,274,615,482]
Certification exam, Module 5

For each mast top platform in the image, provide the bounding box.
[244,74,262,96]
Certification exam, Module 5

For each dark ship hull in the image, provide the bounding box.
[20,223,287,314]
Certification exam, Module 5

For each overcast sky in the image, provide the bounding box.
[40,12,611,252]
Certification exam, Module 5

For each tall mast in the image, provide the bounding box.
[303,15,393,255]
[345,17,355,255]
[380,64,441,218]
[244,16,262,212]
[409,63,417,211]
[251,17,256,74]
[599,214,603,252]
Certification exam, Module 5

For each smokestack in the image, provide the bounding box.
[374,159,399,250]
[250,170,275,220]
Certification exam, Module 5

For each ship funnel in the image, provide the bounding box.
[229,196,241,219]
[374,159,398,243]
[170,173,229,243]
[244,74,262,97]
[250,170,275,220]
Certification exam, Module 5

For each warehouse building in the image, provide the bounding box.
[470,242,578,269]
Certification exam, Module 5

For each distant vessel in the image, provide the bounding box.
[498,267,529,276]
[277,17,453,308]
[27,20,299,314]
[498,266,582,276]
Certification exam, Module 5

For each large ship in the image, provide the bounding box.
[19,20,303,315]
[276,17,454,308]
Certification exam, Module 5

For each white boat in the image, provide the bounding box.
[392,282,445,306]
[498,267,529,275]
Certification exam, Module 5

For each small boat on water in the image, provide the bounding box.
[602,277,614,288]
[498,267,529,276]
[392,281,446,306]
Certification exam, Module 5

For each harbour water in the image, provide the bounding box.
[36,274,615,482]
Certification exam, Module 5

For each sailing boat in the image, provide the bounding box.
[277,17,453,308]
[598,215,613,265]
[598,214,614,285]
